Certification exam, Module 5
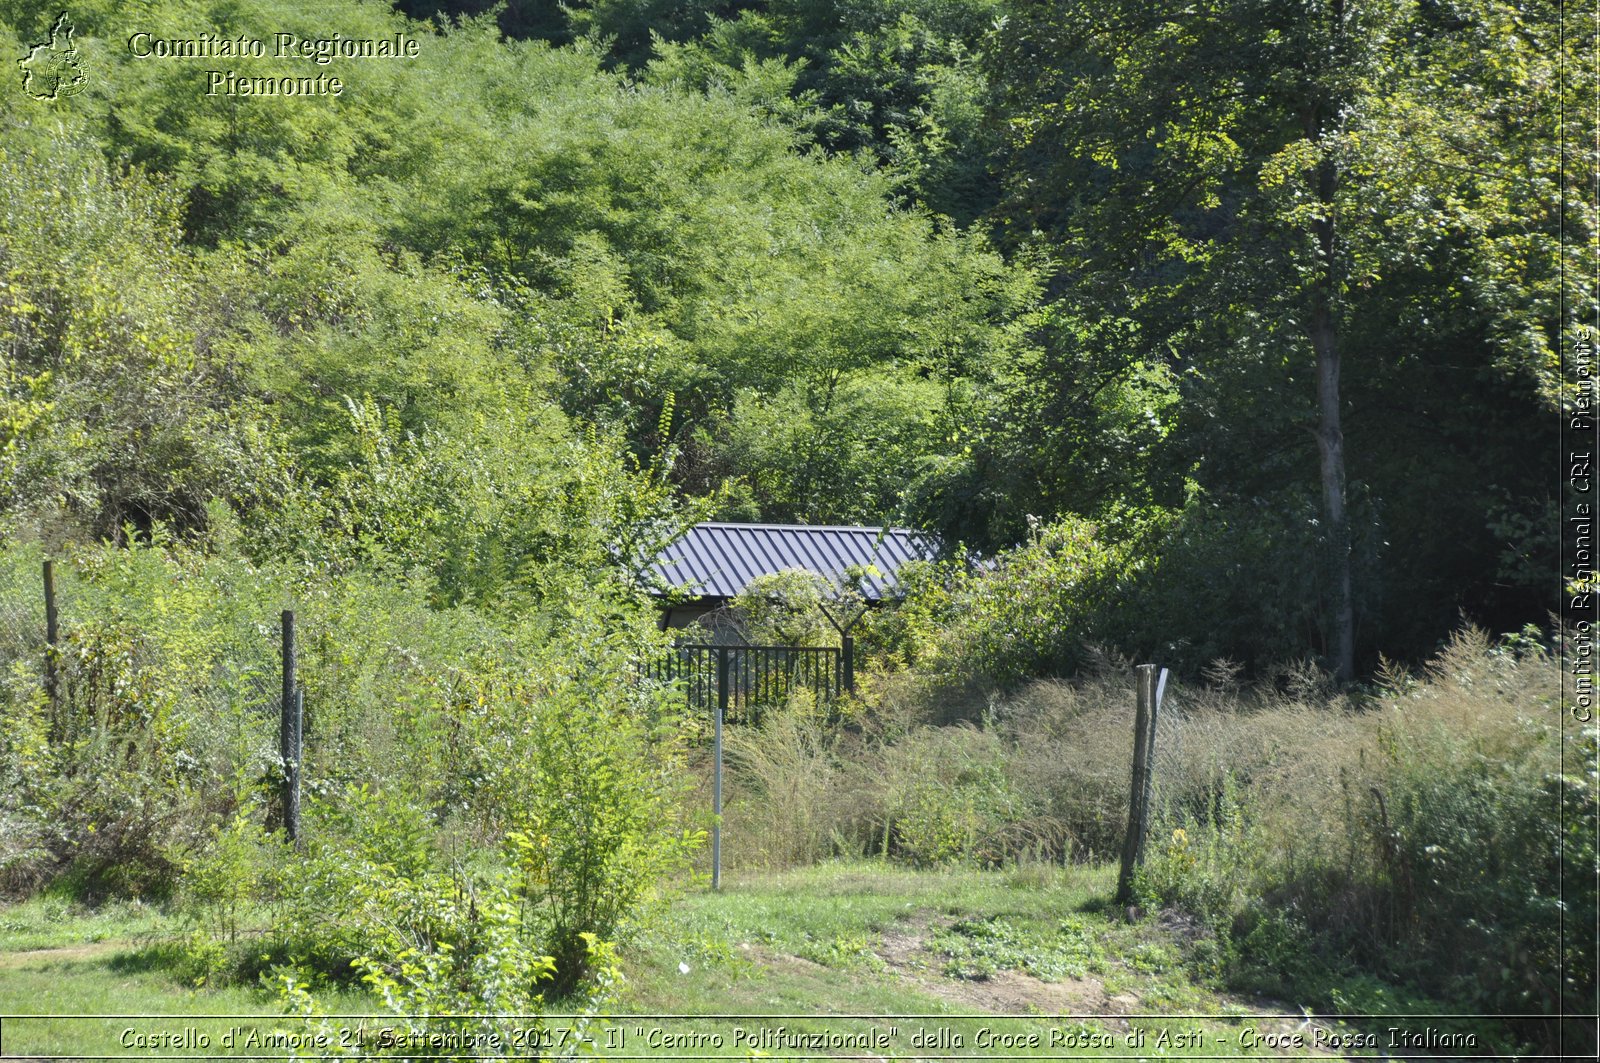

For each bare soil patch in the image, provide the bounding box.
[874,911,1117,1020]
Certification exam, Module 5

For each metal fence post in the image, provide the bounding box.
[1137,667,1167,852]
[1116,663,1158,906]
[279,610,301,843]
[842,634,855,694]
[713,645,728,891]
[43,560,59,727]
[289,685,303,844]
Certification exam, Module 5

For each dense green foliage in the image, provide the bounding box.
[2,0,1587,669]
[0,536,697,1010]
[0,0,1589,1047]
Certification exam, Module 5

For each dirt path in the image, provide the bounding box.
[874,911,1124,1020]
[863,911,1348,1056]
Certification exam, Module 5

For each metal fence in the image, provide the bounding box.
[644,641,849,890]
[646,642,846,726]
[0,558,300,837]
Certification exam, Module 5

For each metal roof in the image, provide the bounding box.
[648,523,939,602]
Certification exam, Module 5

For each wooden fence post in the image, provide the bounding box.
[713,645,728,891]
[279,610,301,843]
[1116,663,1159,906]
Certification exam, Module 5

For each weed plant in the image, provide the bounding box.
[0,538,703,1038]
[718,627,1592,1054]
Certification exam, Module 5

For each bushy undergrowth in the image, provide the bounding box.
[0,539,294,898]
[718,628,1592,1053]
[3,530,1586,1052]
[885,516,1139,692]
[717,698,1065,870]
[1134,630,1593,1052]
[0,538,701,1026]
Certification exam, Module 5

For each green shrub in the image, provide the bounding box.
[1,613,198,900]
[1130,630,1594,1055]
[896,516,1138,696]
[248,624,699,1004]
[484,649,701,996]
[880,725,1054,867]
[728,569,843,648]
[178,811,274,947]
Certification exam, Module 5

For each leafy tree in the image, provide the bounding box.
[0,134,279,540]
[897,514,1138,691]
[634,0,1009,221]
[906,299,1180,549]
[567,0,757,68]
[729,567,863,646]
[3,0,1036,534]
[986,0,1591,675]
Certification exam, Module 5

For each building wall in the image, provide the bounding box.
[659,602,720,630]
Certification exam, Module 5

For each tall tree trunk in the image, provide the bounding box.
[1310,295,1354,683]
[1309,85,1355,683]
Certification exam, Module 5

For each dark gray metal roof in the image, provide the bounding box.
[649,523,939,602]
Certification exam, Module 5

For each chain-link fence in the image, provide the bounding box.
[0,557,46,685]
[0,555,294,894]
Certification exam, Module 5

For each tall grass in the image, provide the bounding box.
[716,628,1594,1052]
[717,704,854,869]
[716,693,1066,870]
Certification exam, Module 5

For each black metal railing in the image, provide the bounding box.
[645,643,847,724]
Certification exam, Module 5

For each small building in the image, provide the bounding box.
[647,522,939,630]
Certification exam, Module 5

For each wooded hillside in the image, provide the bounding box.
[2,0,1585,676]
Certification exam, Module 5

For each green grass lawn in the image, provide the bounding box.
[613,862,1287,1058]
[0,862,1385,1060]
[0,898,373,1060]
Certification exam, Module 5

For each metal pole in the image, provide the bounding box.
[288,686,303,844]
[842,634,855,694]
[1115,664,1157,906]
[713,646,728,891]
[43,560,59,726]
[280,610,299,842]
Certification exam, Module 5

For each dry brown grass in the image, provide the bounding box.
[719,706,841,868]
[701,627,1564,878]
[694,629,1587,1050]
